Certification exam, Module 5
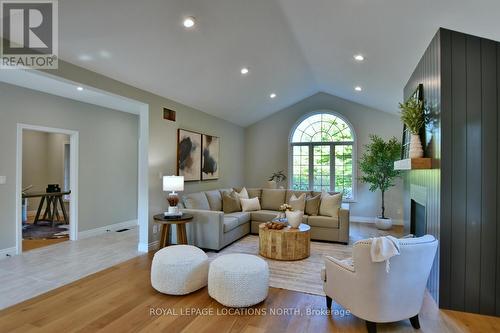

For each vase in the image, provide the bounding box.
[267,180,277,189]
[286,210,303,229]
[409,134,424,158]
[375,217,392,230]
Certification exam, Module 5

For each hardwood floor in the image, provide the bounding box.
[22,238,68,252]
[1,251,499,332]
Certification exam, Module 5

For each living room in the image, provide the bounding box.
[1,1,500,332]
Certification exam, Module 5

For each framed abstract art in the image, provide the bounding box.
[177,129,202,181]
[201,134,219,180]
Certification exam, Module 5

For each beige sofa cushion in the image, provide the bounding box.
[261,189,286,210]
[183,192,210,210]
[286,190,311,203]
[250,210,280,222]
[289,194,306,211]
[223,191,241,213]
[308,215,339,229]
[247,188,262,200]
[204,190,222,211]
[320,192,342,217]
[236,187,249,200]
[240,197,261,212]
[305,194,321,216]
[223,216,247,233]
[225,212,251,224]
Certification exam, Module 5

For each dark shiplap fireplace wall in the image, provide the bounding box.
[406,28,500,316]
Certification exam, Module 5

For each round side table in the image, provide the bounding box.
[259,223,311,260]
[153,213,194,248]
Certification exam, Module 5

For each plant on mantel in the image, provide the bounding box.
[359,135,401,230]
[399,96,425,158]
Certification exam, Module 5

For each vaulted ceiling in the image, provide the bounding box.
[59,0,500,126]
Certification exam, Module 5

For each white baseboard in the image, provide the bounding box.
[138,240,159,253]
[78,219,138,239]
[0,247,17,260]
[351,216,404,226]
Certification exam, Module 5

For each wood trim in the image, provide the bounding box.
[394,158,432,170]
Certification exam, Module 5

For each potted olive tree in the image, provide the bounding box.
[399,97,425,158]
[360,135,401,230]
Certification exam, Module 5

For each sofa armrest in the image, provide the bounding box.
[180,209,224,250]
[338,205,350,244]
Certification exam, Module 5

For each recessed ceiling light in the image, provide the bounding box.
[77,86,84,91]
[354,86,362,92]
[354,54,364,61]
[270,93,277,99]
[183,16,196,28]
[240,67,249,75]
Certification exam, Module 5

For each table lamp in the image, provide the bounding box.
[163,175,184,215]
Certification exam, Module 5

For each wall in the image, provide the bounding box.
[22,131,69,209]
[439,29,500,316]
[403,30,442,303]
[0,82,139,250]
[0,60,246,251]
[245,92,404,221]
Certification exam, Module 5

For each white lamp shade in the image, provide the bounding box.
[163,176,184,192]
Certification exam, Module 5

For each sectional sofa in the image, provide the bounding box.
[180,188,350,251]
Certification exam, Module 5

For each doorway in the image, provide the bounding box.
[16,124,79,253]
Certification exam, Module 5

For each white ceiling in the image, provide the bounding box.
[58,0,500,127]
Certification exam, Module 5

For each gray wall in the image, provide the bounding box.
[244,92,404,221]
[403,30,442,303]
[0,82,139,249]
[0,60,246,250]
[22,131,69,209]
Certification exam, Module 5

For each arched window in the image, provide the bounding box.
[290,112,355,200]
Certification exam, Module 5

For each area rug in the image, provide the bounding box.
[22,224,69,239]
[207,235,353,296]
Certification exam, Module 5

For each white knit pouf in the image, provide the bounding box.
[151,245,209,295]
[208,253,269,307]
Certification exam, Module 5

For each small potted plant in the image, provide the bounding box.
[268,170,287,189]
[360,135,401,230]
[399,97,425,158]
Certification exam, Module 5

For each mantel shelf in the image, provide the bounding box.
[394,158,432,170]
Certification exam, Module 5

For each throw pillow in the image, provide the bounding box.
[223,191,242,213]
[240,197,261,212]
[289,193,306,211]
[236,187,249,200]
[305,194,321,216]
[319,192,342,217]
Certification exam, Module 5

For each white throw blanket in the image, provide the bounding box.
[370,236,400,273]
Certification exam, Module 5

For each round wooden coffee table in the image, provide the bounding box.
[258,223,311,260]
[153,213,193,248]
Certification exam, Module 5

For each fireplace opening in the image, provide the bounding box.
[411,199,426,237]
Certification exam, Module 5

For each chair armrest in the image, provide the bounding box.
[325,256,355,273]
[323,255,357,310]
[180,209,224,250]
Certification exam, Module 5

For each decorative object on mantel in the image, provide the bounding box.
[163,175,184,216]
[399,84,426,159]
[268,170,287,189]
[360,135,401,230]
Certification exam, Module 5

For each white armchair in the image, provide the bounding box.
[323,235,438,333]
